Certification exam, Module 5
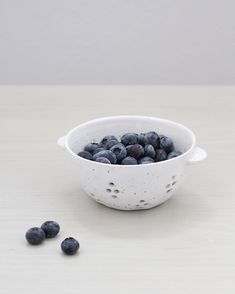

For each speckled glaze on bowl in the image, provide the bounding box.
[57,116,207,210]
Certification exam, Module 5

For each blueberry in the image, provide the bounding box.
[167,151,182,159]
[144,131,160,148]
[126,144,144,159]
[84,143,100,154]
[100,136,118,148]
[138,157,155,164]
[41,221,60,238]
[93,150,117,164]
[160,136,174,153]
[110,143,127,162]
[137,133,146,146]
[105,139,119,150]
[61,237,80,255]
[93,147,106,155]
[144,144,156,158]
[77,151,93,160]
[155,149,167,162]
[95,157,111,164]
[25,227,46,245]
[121,156,138,165]
[121,133,138,146]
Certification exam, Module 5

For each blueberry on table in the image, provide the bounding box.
[61,237,80,255]
[84,143,100,154]
[167,151,182,159]
[121,133,138,146]
[155,149,167,162]
[100,136,118,148]
[77,151,93,160]
[25,227,46,245]
[144,144,156,159]
[95,157,111,164]
[41,221,60,238]
[144,131,160,149]
[137,133,146,146]
[138,156,155,164]
[126,144,144,159]
[121,156,138,165]
[105,139,119,150]
[110,143,127,162]
[93,150,117,164]
[159,136,174,153]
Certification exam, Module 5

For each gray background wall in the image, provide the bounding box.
[0,0,234,84]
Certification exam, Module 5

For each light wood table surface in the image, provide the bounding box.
[0,86,234,294]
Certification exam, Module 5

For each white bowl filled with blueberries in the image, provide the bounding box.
[58,116,207,210]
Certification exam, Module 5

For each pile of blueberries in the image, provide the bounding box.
[78,131,182,165]
[25,221,79,255]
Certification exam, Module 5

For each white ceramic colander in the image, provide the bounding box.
[57,116,207,210]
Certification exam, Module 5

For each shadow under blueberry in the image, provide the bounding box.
[63,187,213,241]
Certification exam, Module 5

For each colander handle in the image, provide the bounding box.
[57,136,66,149]
[188,146,207,164]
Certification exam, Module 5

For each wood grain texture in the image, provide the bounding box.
[0,86,234,294]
